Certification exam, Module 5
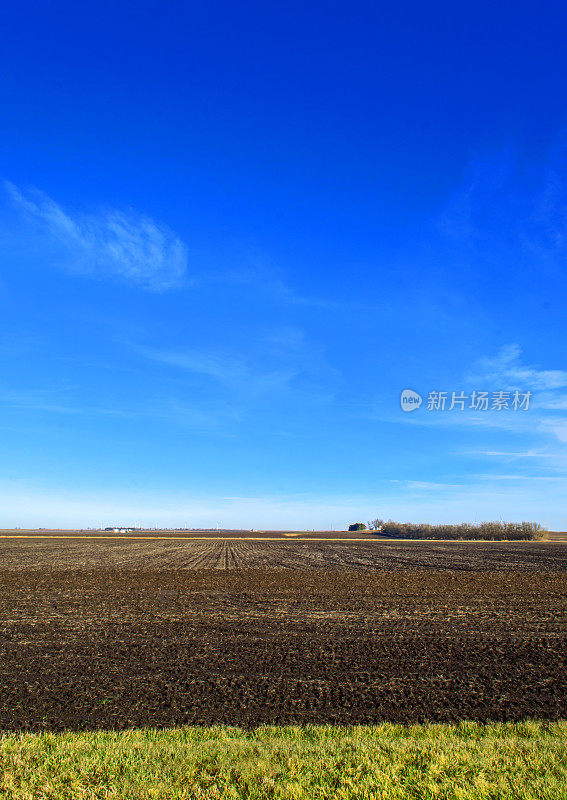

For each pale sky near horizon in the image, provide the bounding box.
[0,1,566,529]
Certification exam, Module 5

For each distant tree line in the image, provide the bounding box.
[362,520,545,541]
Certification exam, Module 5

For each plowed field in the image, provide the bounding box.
[0,537,566,570]
[0,565,565,731]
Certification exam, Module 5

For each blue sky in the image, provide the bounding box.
[1,0,566,529]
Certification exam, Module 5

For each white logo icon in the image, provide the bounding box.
[400,389,423,412]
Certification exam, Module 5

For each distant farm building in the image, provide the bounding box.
[104,527,135,533]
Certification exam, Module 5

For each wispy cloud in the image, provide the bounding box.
[216,250,382,312]
[522,132,567,276]
[135,345,298,396]
[468,344,567,392]
[130,323,337,402]
[473,473,564,482]
[436,148,514,245]
[0,385,241,436]
[540,418,567,444]
[435,135,567,288]
[468,449,564,459]
[5,182,188,291]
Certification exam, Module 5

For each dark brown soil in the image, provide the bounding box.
[0,568,565,731]
[0,538,566,571]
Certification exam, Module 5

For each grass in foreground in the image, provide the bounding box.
[0,721,566,800]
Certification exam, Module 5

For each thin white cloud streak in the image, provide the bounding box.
[469,344,567,392]
[532,393,567,410]
[0,386,242,434]
[135,345,298,396]
[473,474,564,481]
[131,327,337,401]
[5,182,188,291]
[460,449,567,479]
[217,253,382,313]
[467,449,566,459]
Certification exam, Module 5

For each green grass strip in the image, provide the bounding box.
[0,721,566,799]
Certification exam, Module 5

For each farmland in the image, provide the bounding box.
[0,535,565,732]
[0,535,566,571]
